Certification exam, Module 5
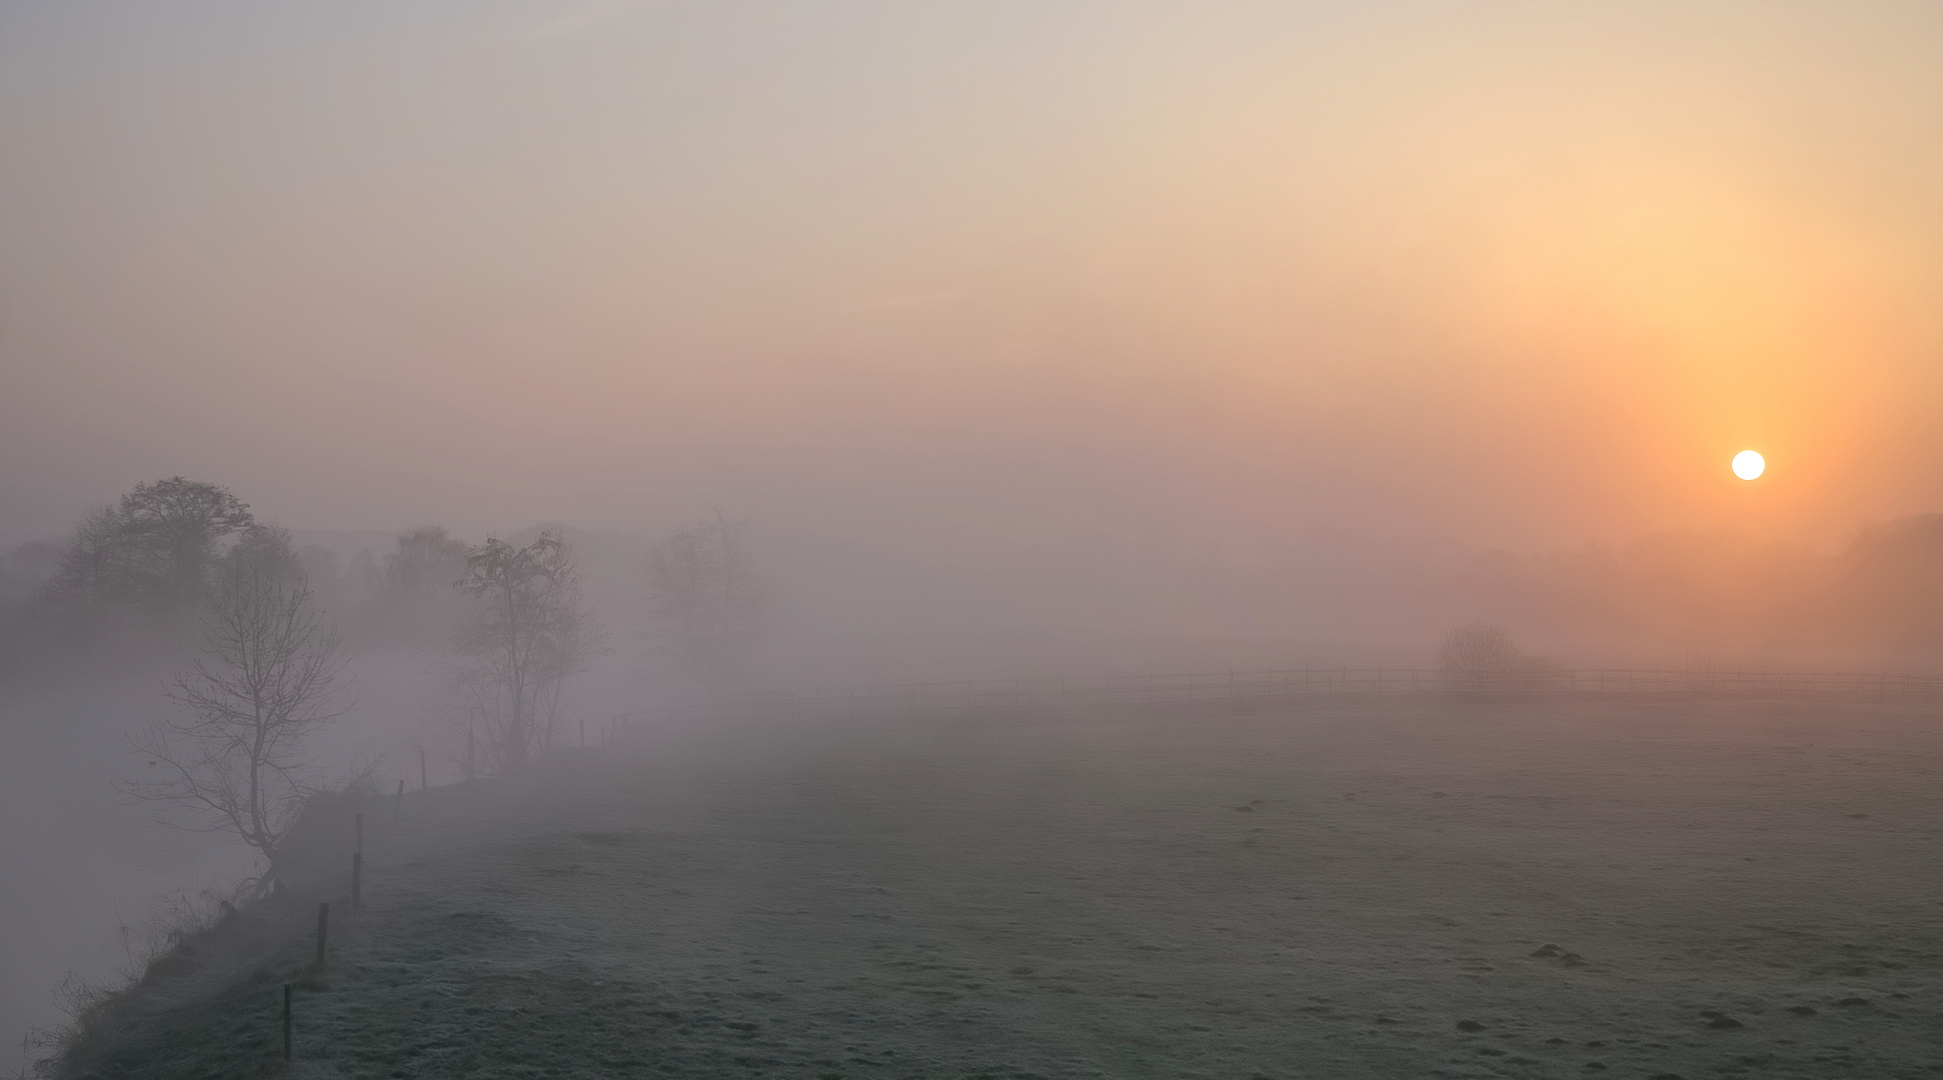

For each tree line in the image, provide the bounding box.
[1,476,760,894]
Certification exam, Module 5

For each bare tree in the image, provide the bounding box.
[454,531,601,772]
[646,511,761,698]
[125,570,349,893]
[1439,623,1519,678]
[1438,623,1562,690]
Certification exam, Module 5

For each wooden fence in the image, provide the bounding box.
[610,666,1943,731]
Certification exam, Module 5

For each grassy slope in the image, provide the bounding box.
[60,696,1943,1079]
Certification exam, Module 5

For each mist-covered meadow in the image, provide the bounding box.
[36,692,1943,1079]
[4,473,1943,1070]
[9,2,1943,1075]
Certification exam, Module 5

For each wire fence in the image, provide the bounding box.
[610,665,1943,731]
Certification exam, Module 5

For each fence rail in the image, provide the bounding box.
[612,666,1943,729]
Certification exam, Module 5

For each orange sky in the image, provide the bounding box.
[3,1,1940,557]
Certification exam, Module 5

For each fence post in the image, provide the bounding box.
[420,748,428,790]
[394,779,404,821]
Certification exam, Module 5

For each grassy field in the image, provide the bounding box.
[59,694,1943,1079]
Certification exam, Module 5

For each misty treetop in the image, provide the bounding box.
[50,477,257,625]
[224,523,301,580]
[15,478,490,654]
[9,479,627,780]
[449,531,604,774]
[386,526,469,598]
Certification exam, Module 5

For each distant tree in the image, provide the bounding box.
[431,651,505,782]
[297,543,349,608]
[50,507,150,618]
[646,512,762,697]
[531,592,601,753]
[222,524,304,587]
[1439,623,1519,676]
[453,532,600,772]
[386,526,469,598]
[1438,623,1561,689]
[51,477,254,624]
[126,570,349,894]
[369,526,472,642]
[1826,513,1943,649]
[299,544,340,583]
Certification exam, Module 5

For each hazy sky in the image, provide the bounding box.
[4,1,1940,557]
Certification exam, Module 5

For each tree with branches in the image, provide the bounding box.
[1438,622,1563,690]
[646,512,762,698]
[454,531,600,772]
[52,477,254,625]
[126,568,350,893]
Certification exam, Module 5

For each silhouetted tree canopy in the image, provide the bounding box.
[453,531,600,772]
[50,477,254,624]
[387,526,469,598]
[222,524,304,588]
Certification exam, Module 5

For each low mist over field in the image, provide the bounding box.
[4,2,1943,1075]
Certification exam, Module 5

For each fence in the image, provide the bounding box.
[611,666,1943,730]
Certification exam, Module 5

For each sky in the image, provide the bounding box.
[3,0,1941,564]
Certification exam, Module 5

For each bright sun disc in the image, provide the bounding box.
[1732,450,1765,480]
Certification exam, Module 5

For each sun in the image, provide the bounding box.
[1732,449,1765,480]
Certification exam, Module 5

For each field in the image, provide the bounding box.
[64,694,1943,1079]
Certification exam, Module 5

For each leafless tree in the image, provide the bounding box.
[454,531,601,772]
[1439,623,1519,677]
[646,511,762,698]
[1438,623,1562,690]
[125,569,349,893]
